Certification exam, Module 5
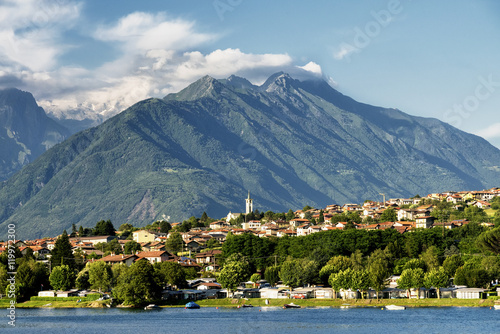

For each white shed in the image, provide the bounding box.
[455,288,486,299]
[38,290,56,297]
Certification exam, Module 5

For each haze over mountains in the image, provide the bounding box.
[1,73,500,239]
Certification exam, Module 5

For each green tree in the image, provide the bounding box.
[49,264,75,291]
[464,206,488,223]
[481,256,500,281]
[71,224,78,237]
[264,265,280,287]
[368,254,389,300]
[286,209,295,221]
[155,261,186,289]
[423,267,449,299]
[0,264,8,297]
[319,255,353,285]
[75,266,91,290]
[50,231,76,270]
[442,254,463,277]
[112,260,160,306]
[279,258,318,292]
[124,240,142,255]
[218,261,250,296]
[350,249,364,271]
[279,258,302,292]
[159,221,172,234]
[88,261,112,292]
[94,220,116,236]
[111,263,128,287]
[419,246,440,271]
[379,208,397,223]
[15,260,49,300]
[165,232,184,254]
[476,228,500,254]
[403,258,426,271]
[329,269,351,300]
[397,268,424,299]
[318,210,325,223]
[454,267,491,288]
[350,269,370,299]
[250,273,261,287]
[206,238,221,249]
[119,223,134,231]
[183,267,198,280]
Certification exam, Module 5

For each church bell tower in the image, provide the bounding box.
[245,191,253,214]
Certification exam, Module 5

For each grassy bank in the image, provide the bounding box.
[0,299,111,308]
[2,297,497,309]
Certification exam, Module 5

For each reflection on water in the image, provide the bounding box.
[2,306,500,334]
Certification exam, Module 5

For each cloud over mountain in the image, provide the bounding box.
[0,4,323,124]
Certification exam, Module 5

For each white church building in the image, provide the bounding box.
[226,191,253,222]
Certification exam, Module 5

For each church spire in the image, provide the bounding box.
[245,191,253,214]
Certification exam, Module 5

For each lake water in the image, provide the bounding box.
[2,306,500,333]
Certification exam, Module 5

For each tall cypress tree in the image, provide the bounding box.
[51,230,75,270]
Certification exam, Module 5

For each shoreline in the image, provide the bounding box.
[2,297,498,309]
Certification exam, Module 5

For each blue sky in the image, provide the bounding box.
[1,0,499,147]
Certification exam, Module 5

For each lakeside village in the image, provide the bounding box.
[2,188,500,307]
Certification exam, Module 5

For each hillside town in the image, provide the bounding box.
[1,187,500,305]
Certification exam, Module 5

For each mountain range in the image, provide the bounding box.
[0,88,70,181]
[1,73,500,239]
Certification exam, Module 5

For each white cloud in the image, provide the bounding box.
[94,12,215,52]
[0,0,81,71]
[172,48,293,81]
[297,61,323,76]
[38,48,295,120]
[333,44,358,60]
[476,123,500,139]
[0,7,324,123]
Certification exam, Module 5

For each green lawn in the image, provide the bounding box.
[1,297,496,309]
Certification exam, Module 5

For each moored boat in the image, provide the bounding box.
[185,301,200,309]
[283,303,301,309]
[385,304,405,310]
[494,304,500,310]
[144,304,160,310]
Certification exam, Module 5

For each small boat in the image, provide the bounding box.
[493,305,500,310]
[283,303,301,309]
[185,301,200,309]
[144,304,161,310]
[385,304,405,310]
[242,304,254,308]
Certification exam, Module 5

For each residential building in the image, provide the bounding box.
[97,254,138,266]
[136,250,171,264]
[132,230,158,243]
[415,216,435,229]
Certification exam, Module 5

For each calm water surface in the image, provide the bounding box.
[2,306,500,333]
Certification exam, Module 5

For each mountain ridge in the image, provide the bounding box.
[0,88,71,181]
[1,73,499,239]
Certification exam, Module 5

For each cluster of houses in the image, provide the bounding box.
[1,187,499,301]
[1,187,498,265]
[161,276,500,301]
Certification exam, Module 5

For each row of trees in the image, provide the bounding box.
[217,224,500,295]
